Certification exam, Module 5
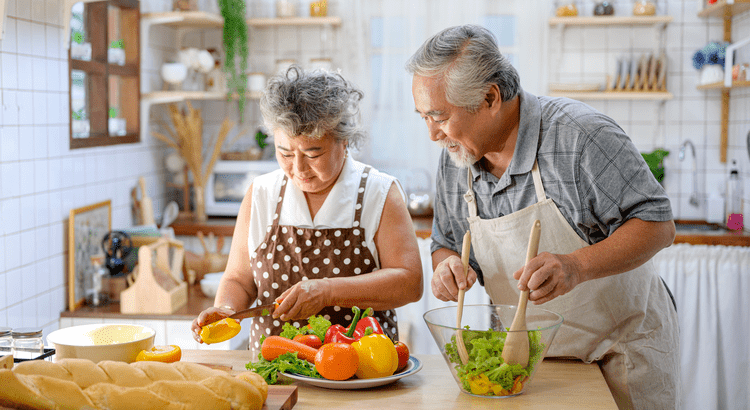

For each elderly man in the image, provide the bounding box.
[407,24,679,409]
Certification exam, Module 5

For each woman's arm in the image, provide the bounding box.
[213,183,258,311]
[275,182,423,321]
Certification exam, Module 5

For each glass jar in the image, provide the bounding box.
[593,1,615,16]
[633,0,656,16]
[0,327,12,356]
[12,328,44,360]
[555,1,579,17]
[276,0,298,18]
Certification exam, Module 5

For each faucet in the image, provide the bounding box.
[679,139,699,208]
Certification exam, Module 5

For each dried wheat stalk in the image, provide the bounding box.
[152,101,233,189]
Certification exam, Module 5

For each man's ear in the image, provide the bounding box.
[485,84,501,110]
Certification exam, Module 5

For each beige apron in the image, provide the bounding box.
[247,166,398,357]
[465,162,680,410]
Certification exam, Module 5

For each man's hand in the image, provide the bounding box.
[513,252,583,304]
[431,253,478,302]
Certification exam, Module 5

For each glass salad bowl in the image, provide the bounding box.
[423,304,563,398]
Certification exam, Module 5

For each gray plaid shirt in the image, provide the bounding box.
[430,89,673,283]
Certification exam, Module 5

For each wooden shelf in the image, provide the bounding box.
[247,16,342,27]
[142,90,262,106]
[548,15,673,26]
[547,91,673,100]
[141,11,223,28]
[697,0,750,18]
[697,80,750,90]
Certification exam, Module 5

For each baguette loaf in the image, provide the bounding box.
[0,359,266,410]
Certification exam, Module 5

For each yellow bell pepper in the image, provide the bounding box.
[351,334,398,379]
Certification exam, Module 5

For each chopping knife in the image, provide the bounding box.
[228,303,278,321]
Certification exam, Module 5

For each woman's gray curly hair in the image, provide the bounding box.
[405,24,520,113]
[259,66,367,150]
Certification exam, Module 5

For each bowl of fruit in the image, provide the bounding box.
[423,304,563,398]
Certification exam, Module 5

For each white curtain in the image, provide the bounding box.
[654,244,750,410]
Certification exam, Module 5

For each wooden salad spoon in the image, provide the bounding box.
[501,219,541,367]
[455,230,472,365]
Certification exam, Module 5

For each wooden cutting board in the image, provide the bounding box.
[196,362,298,410]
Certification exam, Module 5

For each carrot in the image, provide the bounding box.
[261,335,319,363]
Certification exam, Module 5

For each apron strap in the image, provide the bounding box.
[464,167,478,219]
[531,161,546,203]
[352,166,372,227]
[273,176,290,228]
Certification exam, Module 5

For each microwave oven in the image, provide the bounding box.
[205,160,280,216]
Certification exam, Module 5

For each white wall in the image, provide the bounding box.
[547,0,750,221]
[0,0,748,339]
[0,0,173,336]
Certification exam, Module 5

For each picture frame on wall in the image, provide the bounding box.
[68,200,111,311]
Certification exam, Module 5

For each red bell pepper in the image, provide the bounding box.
[323,306,363,345]
[354,307,385,336]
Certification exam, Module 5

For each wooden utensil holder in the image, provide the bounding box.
[120,237,188,314]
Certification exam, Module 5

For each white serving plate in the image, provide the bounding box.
[282,356,422,389]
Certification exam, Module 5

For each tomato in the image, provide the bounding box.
[293,334,323,349]
[135,345,182,363]
[394,341,410,372]
[314,343,359,381]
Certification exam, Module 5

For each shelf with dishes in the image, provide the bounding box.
[548,15,673,27]
[141,10,224,28]
[697,0,750,18]
[696,0,750,163]
[141,90,262,106]
[547,91,673,100]
[247,16,341,27]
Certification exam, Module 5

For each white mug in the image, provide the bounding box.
[247,72,267,93]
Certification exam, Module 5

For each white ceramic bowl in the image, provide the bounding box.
[161,62,188,85]
[47,324,155,363]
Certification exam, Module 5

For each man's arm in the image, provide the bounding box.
[515,218,675,304]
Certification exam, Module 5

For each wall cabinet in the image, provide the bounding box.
[695,0,750,163]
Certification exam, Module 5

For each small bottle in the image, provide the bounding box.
[12,328,44,360]
[0,327,12,356]
[726,159,744,231]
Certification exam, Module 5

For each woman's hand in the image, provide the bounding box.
[273,278,332,321]
[191,306,236,343]
[431,252,477,302]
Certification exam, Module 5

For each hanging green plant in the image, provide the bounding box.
[219,0,249,123]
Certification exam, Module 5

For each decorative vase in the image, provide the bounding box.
[193,184,207,223]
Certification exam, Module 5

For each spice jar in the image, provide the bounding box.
[555,1,578,17]
[276,0,298,18]
[594,1,615,16]
[633,0,656,16]
[0,327,12,356]
[12,327,44,360]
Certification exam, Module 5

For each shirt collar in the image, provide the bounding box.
[469,88,541,180]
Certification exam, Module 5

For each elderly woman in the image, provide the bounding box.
[192,67,423,353]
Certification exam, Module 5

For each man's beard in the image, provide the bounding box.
[439,140,477,168]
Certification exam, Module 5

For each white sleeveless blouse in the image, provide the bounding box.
[247,157,404,267]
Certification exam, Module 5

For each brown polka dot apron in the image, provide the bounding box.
[248,166,398,353]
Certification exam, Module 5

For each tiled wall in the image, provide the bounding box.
[1,0,748,340]
[0,0,173,335]
[548,0,750,223]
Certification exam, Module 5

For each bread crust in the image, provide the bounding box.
[0,359,267,410]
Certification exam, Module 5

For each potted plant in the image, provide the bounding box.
[218,0,249,122]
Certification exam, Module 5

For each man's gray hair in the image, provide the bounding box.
[260,66,366,149]
[405,24,520,112]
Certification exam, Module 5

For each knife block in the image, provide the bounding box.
[120,237,188,314]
